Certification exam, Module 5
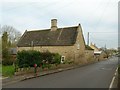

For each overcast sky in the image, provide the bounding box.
[0,0,118,49]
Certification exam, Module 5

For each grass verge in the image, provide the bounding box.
[2,65,15,77]
[0,64,2,75]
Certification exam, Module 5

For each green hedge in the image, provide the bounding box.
[16,50,41,68]
[2,59,14,66]
[16,50,61,68]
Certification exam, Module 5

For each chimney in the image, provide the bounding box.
[51,19,57,31]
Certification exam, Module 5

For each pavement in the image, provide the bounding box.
[0,77,8,80]
[2,56,118,88]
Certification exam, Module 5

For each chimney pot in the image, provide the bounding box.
[51,19,57,31]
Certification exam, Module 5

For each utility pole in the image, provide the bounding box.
[104,44,106,50]
[87,32,89,46]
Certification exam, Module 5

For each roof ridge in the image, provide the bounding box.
[27,29,50,32]
[26,25,78,32]
[58,25,78,29]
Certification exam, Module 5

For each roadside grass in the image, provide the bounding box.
[0,64,2,74]
[2,65,15,77]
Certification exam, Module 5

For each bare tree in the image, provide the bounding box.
[0,25,21,47]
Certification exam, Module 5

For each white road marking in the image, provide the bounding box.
[116,67,118,72]
[114,72,117,76]
[109,67,118,89]
[109,76,115,89]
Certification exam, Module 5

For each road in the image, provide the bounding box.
[3,56,118,88]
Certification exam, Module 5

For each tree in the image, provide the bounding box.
[2,32,8,49]
[0,38,2,63]
[0,37,2,52]
[1,25,21,65]
[0,25,21,47]
[2,31,9,59]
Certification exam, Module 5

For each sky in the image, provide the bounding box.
[0,0,119,49]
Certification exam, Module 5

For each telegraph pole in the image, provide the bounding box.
[105,44,106,50]
[87,32,89,45]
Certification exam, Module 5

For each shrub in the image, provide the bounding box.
[62,60,74,65]
[16,50,61,68]
[41,51,53,64]
[2,59,13,66]
[16,50,42,68]
[52,53,61,65]
[2,48,15,66]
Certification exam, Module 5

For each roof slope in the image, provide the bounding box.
[17,26,78,47]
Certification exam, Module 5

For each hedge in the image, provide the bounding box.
[16,50,61,68]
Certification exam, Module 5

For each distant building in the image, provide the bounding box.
[17,19,87,64]
[8,48,17,62]
[85,45,94,62]
[90,43,107,61]
[90,43,101,55]
[9,48,17,55]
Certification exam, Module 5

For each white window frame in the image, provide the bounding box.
[61,56,65,63]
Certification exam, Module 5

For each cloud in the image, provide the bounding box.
[1,0,119,48]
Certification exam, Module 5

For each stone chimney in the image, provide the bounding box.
[51,19,57,31]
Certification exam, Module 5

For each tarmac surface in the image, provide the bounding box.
[2,56,118,88]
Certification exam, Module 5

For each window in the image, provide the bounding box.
[61,56,65,63]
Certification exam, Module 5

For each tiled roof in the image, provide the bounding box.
[17,26,78,47]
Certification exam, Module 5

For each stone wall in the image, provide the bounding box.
[18,46,75,62]
[17,45,86,64]
[85,50,94,63]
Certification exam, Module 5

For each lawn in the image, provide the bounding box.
[2,65,15,77]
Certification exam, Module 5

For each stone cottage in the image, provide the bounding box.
[90,43,106,61]
[17,19,87,64]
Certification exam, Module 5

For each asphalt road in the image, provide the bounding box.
[3,56,118,88]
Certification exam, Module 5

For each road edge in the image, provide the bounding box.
[109,67,118,89]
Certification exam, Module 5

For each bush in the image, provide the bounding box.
[2,48,14,66]
[41,63,51,69]
[62,60,74,65]
[16,50,61,68]
[52,53,61,65]
[16,50,42,68]
[2,59,13,66]
[41,51,53,64]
